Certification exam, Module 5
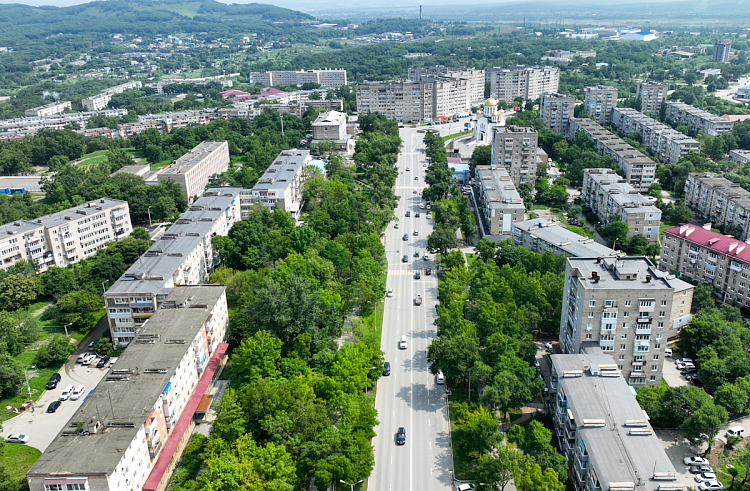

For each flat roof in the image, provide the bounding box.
[0,219,43,239]
[476,166,525,210]
[312,111,346,126]
[585,170,660,211]
[160,141,227,176]
[552,353,682,491]
[252,149,310,193]
[28,285,226,478]
[687,172,750,208]
[37,198,128,229]
[567,256,693,292]
[514,218,617,257]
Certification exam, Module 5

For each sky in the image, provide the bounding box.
[0,0,526,8]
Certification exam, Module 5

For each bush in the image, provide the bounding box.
[41,304,60,321]
[0,353,24,398]
[34,335,75,367]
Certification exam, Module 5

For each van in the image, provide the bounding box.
[70,385,86,401]
[727,426,746,438]
[664,348,673,357]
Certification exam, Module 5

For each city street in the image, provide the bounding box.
[369,123,463,491]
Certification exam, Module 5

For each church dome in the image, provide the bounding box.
[485,97,497,107]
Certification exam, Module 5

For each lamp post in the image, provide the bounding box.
[147,206,152,228]
[339,479,362,491]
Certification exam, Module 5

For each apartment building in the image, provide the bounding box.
[24,101,72,117]
[312,111,346,140]
[475,165,525,236]
[610,107,701,164]
[0,108,128,137]
[247,69,348,88]
[582,168,661,244]
[559,256,694,387]
[583,85,618,125]
[158,141,230,203]
[155,76,232,94]
[729,149,750,165]
[356,78,473,122]
[408,65,485,102]
[27,285,229,491]
[662,224,750,306]
[245,149,311,218]
[665,101,735,137]
[0,221,51,272]
[486,65,560,103]
[217,100,344,121]
[714,41,732,63]
[103,188,244,346]
[636,81,668,113]
[684,172,750,240]
[117,110,219,138]
[82,81,142,111]
[539,93,575,134]
[568,118,656,191]
[513,218,617,258]
[550,352,686,491]
[490,125,538,187]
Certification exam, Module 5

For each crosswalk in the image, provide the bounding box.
[387,269,433,276]
[395,185,424,190]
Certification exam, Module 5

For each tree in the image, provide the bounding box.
[600,219,629,247]
[691,284,714,311]
[515,463,564,491]
[453,404,500,458]
[476,444,525,491]
[427,331,479,384]
[0,353,23,398]
[682,402,729,454]
[0,310,41,357]
[428,226,459,255]
[470,145,492,173]
[34,334,75,367]
[56,290,104,333]
[0,274,38,311]
[228,330,282,384]
[211,388,247,442]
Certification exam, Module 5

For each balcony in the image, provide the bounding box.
[132,312,154,318]
[148,439,162,460]
[130,300,153,307]
[635,326,652,335]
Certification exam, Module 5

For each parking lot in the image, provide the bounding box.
[3,356,110,452]
[662,357,689,388]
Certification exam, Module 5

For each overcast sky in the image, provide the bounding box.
[0,0,528,8]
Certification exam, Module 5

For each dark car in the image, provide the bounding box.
[405,211,410,217]
[383,362,391,376]
[46,373,61,390]
[47,401,61,413]
[681,367,697,375]
[396,427,406,445]
[415,213,420,218]
[691,377,704,386]
[96,355,110,368]
[425,268,432,275]
[403,234,408,241]
[414,271,421,279]
[402,255,409,262]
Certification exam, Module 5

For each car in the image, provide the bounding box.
[88,342,94,351]
[387,288,393,297]
[681,367,697,375]
[76,353,87,363]
[426,213,432,219]
[677,358,694,365]
[414,176,419,180]
[423,253,429,260]
[698,481,724,491]
[109,357,118,366]
[691,377,704,386]
[59,385,75,401]
[456,484,475,491]
[534,361,541,369]
[5,434,30,444]
[82,354,97,365]
[394,222,399,229]
[684,456,710,466]
[420,204,425,209]
[406,167,410,171]
[46,373,61,390]
[399,336,407,349]
[414,251,420,257]
[690,465,713,474]
[543,384,549,396]
[414,271,421,279]
[436,371,445,384]
[425,268,432,275]
[46,401,61,413]
[402,255,409,262]
[383,362,391,376]
[695,472,718,483]
[545,342,554,351]
[413,231,418,236]
[97,356,110,368]
[405,211,410,217]
[70,385,86,401]
[415,212,420,218]
[403,234,409,241]
[426,204,431,209]
[396,427,406,445]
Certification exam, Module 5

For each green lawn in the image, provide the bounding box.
[2,444,42,479]
[0,351,64,423]
[466,253,477,267]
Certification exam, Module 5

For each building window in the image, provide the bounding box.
[619,355,625,361]
[589,300,596,307]
[620,344,626,350]
[652,365,658,371]
[588,312,594,318]
[621,334,627,339]
[625,300,632,306]
[605,300,615,307]
[585,334,592,340]
[661,300,667,306]
[623,311,630,317]
[658,322,664,328]
[653,354,659,360]
[659,311,665,317]
[586,322,593,330]
[650,376,657,381]
[622,323,629,329]
[654,344,661,349]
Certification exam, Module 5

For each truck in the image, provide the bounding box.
[415,294,422,306]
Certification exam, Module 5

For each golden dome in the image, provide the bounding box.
[485,97,497,107]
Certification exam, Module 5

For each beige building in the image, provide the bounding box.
[28,285,229,491]
[486,65,560,103]
[158,141,230,203]
[582,168,661,244]
[539,93,574,134]
[636,81,668,113]
[584,85,618,125]
[475,165,525,237]
[513,218,617,258]
[568,118,656,191]
[312,111,346,140]
[82,81,142,111]
[103,188,244,345]
[665,101,735,137]
[490,125,538,187]
[684,172,750,240]
[24,101,72,117]
[662,224,750,307]
[559,256,694,387]
[408,65,485,102]
[610,107,701,164]
[245,149,311,218]
[247,69,348,88]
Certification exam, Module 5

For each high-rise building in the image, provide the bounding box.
[490,125,538,187]
[664,101,735,137]
[584,85,618,125]
[247,69,348,88]
[683,172,750,240]
[475,166,525,236]
[539,93,574,134]
[486,65,560,103]
[713,41,732,63]
[559,256,694,386]
[158,141,230,203]
[636,81,668,113]
[408,66,485,102]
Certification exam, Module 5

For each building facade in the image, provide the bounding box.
[408,65,485,102]
[158,141,230,203]
[247,69,348,88]
[471,97,505,143]
[559,257,694,387]
[713,41,732,63]
[82,81,142,111]
[245,149,311,218]
[312,111,346,141]
[540,93,575,134]
[486,65,560,103]
[582,168,661,244]
[513,218,617,258]
[636,82,668,113]
[24,101,72,117]
[356,78,473,122]
[729,149,750,165]
[584,85,618,125]
[27,285,229,491]
[490,125,538,187]
[550,353,687,491]
[475,165,525,236]
[664,101,735,137]
[684,172,750,240]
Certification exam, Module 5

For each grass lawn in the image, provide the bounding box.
[2,444,42,479]
[441,131,469,145]
[25,300,52,317]
[0,350,65,423]
[466,253,477,267]
[151,158,171,170]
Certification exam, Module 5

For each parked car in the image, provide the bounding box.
[420,204,425,209]
[76,353,87,363]
[46,373,61,390]
[423,253,429,260]
[109,357,118,366]
[46,401,61,413]
[415,213,420,218]
[59,385,75,401]
[457,485,476,491]
[387,288,393,297]
[396,427,406,445]
[690,465,713,474]
[413,230,418,236]
[70,385,86,401]
[436,371,445,384]
[97,356,110,368]
[394,222,400,229]
[82,354,97,365]
[698,481,724,491]
[695,472,718,483]
[726,426,746,438]
[684,457,710,466]
[5,434,30,444]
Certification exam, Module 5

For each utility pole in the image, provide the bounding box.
[147,206,152,228]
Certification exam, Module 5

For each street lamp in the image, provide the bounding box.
[63,322,72,337]
[147,206,152,227]
[339,479,362,491]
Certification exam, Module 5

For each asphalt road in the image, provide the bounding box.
[369,123,465,491]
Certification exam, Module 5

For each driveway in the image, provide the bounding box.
[656,428,706,487]
[662,358,689,388]
[2,358,110,452]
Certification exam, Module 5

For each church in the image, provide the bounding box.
[471,97,506,142]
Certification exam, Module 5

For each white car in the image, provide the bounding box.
[684,456,710,466]
[457,484,475,491]
[70,385,86,401]
[699,481,724,491]
[423,253,429,260]
[399,336,407,350]
[76,353,87,363]
[406,167,410,171]
[436,371,446,384]
[394,222,399,229]
[387,288,393,297]
[420,204,425,209]
[696,473,718,483]
[5,434,30,444]
[82,354,97,365]
[59,384,76,401]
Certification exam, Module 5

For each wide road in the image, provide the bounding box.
[370,121,469,491]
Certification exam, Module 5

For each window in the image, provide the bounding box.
[66,484,86,491]
[45,486,63,491]
[602,346,613,352]
[653,354,659,360]
[114,297,127,304]
[622,322,629,329]
[586,322,593,330]
[603,312,617,319]
[652,365,658,371]
[639,301,653,308]
[639,311,649,318]
[654,344,661,349]
[620,344,626,350]
[605,300,615,308]
[656,334,662,340]
[658,322,664,328]
[623,311,630,317]
[585,334,592,340]
[661,300,667,306]
[625,300,632,306]
[659,311,665,317]
[619,355,625,361]
[589,300,596,307]
[650,375,657,381]
[621,334,627,339]
[588,312,594,318]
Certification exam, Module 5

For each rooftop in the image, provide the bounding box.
[37,198,128,229]
[312,111,346,126]
[476,166,525,210]
[28,285,226,478]
[160,141,227,175]
[252,149,310,193]
[567,256,693,292]
[552,353,683,491]
[514,218,617,257]
[687,172,750,208]
[585,170,660,211]
[665,224,750,264]
[0,219,43,238]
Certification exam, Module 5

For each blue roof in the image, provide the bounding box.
[450,163,470,173]
[636,31,653,35]
[740,85,750,90]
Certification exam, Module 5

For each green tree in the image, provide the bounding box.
[515,463,564,491]
[600,219,629,247]
[682,402,729,454]
[228,330,282,384]
[453,404,500,458]
[691,284,714,311]
[56,290,104,333]
[0,274,38,311]
[211,388,247,442]
[476,445,525,491]
[34,334,75,367]
[470,145,492,174]
[0,353,23,398]
[428,226,459,255]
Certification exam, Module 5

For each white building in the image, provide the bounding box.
[475,165,525,237]
[245,149,311,218]
[471,97,505,143]
[356,78,473,122]
[584,85,618,125]
[621,30,658,41]
[158,141,230,203]
[486,65,560,103]
[247,69,347,89]
[312,111,346,141]
[24,101,72,117]
[408,66,485,102]
[82,81,142,111]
